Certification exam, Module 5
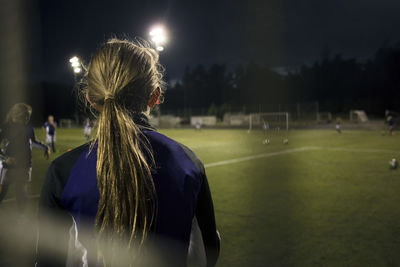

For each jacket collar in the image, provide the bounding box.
[133,112,156,131]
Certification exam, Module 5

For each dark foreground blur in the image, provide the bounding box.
[0,200,38,266]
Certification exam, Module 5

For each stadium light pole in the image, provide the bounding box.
[149,25,167,52]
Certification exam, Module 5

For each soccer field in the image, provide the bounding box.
[1,128,400,266]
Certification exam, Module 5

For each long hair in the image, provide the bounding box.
[84,39,163,265]
[5,103,32,124]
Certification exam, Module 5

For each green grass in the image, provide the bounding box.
[1,128,400,266]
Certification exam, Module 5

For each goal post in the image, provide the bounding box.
[248,112,289,132]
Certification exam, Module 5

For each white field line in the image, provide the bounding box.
[2,146,398,202]
[204,146,319,168]
[204,146,400,169]
[312,147,400,154]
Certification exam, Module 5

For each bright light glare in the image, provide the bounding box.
[149,25,167,49]
[149,27,163,37]
[151,34,166,44]
[69,56,79,63]
[73,67,81,73]
[71,61,80,67]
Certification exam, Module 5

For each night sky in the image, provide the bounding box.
[34,0,400,84]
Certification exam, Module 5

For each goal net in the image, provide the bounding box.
[249,112,289,132]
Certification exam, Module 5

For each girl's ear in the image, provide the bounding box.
[86,91,103,111]
[148,87,161,108]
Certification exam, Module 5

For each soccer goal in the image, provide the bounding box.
[59,119,73,128]
[316,112,332,123]
[248,112,289,132]
[349,110,369,123]
[248,112,289,144]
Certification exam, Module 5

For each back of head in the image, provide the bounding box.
[5,103,32,125]
[86,38,163,112]
[85,39,164,265]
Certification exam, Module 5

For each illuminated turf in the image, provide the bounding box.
[1,128,400,266]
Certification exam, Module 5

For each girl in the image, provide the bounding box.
[37,39,220,266]
[0,103,50,213]
[83,117,92,141]
[44,115,57,152]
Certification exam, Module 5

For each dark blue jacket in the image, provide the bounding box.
[44,122,56,136]
[0,124,48,169]
[36,119,220,267]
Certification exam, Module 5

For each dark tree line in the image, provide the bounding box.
[163,42,400,117]
[5,41,399,125]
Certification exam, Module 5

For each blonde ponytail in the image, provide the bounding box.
[84,39,163,265]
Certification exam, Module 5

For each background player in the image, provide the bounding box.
[83,117,92,141]
[195,120,202,131]
[335,117,342,134]
[262,119,270,144]
[44,115,57,152]
[0,103,50,214]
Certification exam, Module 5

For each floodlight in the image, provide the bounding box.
[151,34,166,44]
[69,56,79,63]
[149,25,167,50]
[150,27,163,36]
[73,67,81,73]
[71,61,80,67]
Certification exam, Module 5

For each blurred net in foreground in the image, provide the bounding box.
[0,204,206,267]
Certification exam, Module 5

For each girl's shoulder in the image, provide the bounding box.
[143,130,205,173]
[51,143,92,174]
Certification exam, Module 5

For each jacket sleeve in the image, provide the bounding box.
[179,143,220,266]
[0,148,6,161]
[28,126,48,151]
[36,161,72,267]
[195,171,220,267]
[0,128,7,161]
